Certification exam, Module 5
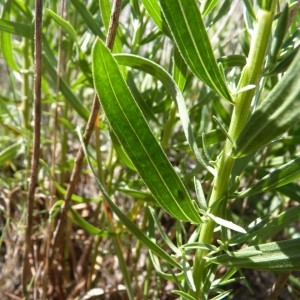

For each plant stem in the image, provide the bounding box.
[22,0,43,296]
[191,3,276,298]
[22,0,31,176]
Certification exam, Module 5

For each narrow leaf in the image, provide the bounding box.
[234,49,300,157]
[181,242,218,252]
[149,251,184,281]
[264,44,300,76]
[114,53,214,173]
[172,290,196,300]
[13,0,33,19]
[1,1,19,71]
[236,155,300,198]
[0,141,22,165]
[270,4,289,61]
[49,200,64,220]
[140,0,170,35]
[70,0,105,39]
[217,55,247,70]
[173,46,188,91]
[181,253,196,291]
[92,39,201,223]
[242,0,256,21]
[119,187,154,203]
[208,239,300,271]
[212,0,234,25]
[158,0,232,102]
[46,9,77,41]
[207,213,247,234]
[0,19,33,38]
[229,206,300,246]
[174,129,225,151]
[70,208,112,237]
[201,0,218,17]
[211,291,232,300]
[148,207,180,254]
[194,177,207,211]
[39,159,99,203]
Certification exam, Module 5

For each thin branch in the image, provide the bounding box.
[52,0,122,252]
[105,0,122,49]
[22,0,43,296]
[43,0,66,298]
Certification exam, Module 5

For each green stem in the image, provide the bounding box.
[191,3,276,298]
[22,37,30,131]
[22,36,31,177]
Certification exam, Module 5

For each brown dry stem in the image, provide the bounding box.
[22,0,43,296]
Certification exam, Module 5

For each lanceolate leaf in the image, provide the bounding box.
[208,239,300,271]
[46,9,77,41]
[229,206,300,246]
[92,39,202,223]
[234,49,300,158]
[70,0,105,39]
[114,53,213,173]
[207,213,246,234]
[235,155,300,198]
[158,0,232,102]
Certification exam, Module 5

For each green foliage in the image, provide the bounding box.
[158,0,232,102]
[1,0,300,299]
[92,39,201,223]
[234,50,300,157]
[208,238,300,271]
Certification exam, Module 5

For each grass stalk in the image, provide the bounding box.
[22,0,32,176]
[191,3,276,298]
